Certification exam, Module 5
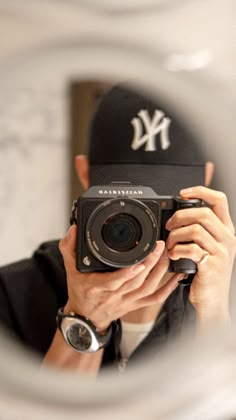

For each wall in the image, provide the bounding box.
[0,84,69,264]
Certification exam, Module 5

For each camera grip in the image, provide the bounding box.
[168,258,196,286]
[171,258,197,274]
[170,197,203,285]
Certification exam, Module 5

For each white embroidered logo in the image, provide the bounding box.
[131,109,171,152]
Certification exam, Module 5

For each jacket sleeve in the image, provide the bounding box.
[0,241,68,356]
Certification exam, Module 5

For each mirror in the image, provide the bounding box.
[0,1,235,419]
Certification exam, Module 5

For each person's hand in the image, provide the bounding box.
[165,186,236,325]
[59,225,185,331]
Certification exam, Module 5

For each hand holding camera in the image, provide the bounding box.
[59,80,236,347]
[59,225,185,333]
[72,183,203,276]
[61,184,236,331]
[167,185,235,326]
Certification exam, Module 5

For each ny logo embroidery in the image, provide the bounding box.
[131,109,171,151]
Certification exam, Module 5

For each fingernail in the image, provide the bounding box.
[165,218,172,230]
[177,273,188,283]
[180,188,193,195]
[152,241,165,256]
[161,247,169,261]
[131,264,145,275]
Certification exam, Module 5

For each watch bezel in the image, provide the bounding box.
[61,316,100,352]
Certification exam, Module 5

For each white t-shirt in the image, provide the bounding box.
[120,320,155,360]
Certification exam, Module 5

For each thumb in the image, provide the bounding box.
[59,225,77,272]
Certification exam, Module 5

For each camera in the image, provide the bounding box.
[71,183,203,274]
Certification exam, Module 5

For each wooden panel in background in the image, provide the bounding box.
[69,81,110,203]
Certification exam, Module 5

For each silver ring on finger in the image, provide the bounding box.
[198,251,209,265]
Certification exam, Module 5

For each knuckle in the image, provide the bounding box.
[59,238,65,253]
[185,243,199,257]
[191,224,202,239]
[217,191,227,204]
[198,207,213,227]
[191,243,200,254]
[183,247,192,257]
[201,207,212,221]
[173,211,182,224]
[106,280,120,291]
[131,277,144,290]
[204,206,212,217]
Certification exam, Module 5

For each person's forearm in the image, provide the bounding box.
[42,329,103,376]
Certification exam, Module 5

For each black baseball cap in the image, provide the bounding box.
[88,84,207,195]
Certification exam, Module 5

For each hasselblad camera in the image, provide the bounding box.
[71,183,203,275]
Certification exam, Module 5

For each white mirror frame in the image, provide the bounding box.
[0,1,235,419]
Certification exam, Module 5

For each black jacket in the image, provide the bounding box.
[0,241,194,369]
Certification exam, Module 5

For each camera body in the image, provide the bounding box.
[72,183,203,275]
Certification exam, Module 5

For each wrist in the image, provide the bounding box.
[195,305,231,331]
[63,302,111,333]
[42,329,104,374]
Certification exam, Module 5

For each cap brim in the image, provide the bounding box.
[90,164,205,196]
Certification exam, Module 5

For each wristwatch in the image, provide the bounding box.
[56,307,113,353]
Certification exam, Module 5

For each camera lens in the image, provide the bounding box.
[85,198,158,268]
[102,213,141,252]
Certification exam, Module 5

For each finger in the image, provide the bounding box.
[142,247,170,292]
[179,186,234,232]
[167,243,207,265]
[128,241,166,283]
[59,225,77,272]
[125,247,170,299]
[118,245,168,295]
[117,270,152,295]
[166,224,218,255]
[136,273,183,307]
[100,241,165,291]
[166,207,229,243]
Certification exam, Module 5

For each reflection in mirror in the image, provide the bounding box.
[0,67,236,420]
[0,76,235,379]
[0,77,236,420]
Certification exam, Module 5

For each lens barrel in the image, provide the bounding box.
[86,198,158,268]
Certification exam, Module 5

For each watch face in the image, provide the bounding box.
[67,323,92,351]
